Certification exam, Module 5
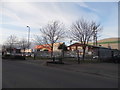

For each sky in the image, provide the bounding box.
[0,0,119,46]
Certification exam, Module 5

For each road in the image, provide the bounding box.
[0,54,2,89]
[2,59,118,88]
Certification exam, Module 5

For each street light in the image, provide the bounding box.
[93,26,97,46]
[27,26,30,52]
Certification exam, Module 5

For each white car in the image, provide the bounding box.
[93,56,99,59]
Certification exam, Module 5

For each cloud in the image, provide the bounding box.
[1,0,119,2]
[2,2,100,27]
[1,2,118,45]
[76,2,98,12]
[2,2,73,28]
[0,2,79,31]
[99,26,118,40]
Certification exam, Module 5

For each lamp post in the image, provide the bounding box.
[27,26,30,53]
[93,26,97,46]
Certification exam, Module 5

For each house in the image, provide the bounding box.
[34,42,63,52]
[67,43,90,55]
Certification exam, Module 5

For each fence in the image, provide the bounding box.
[35,51,88,59]
[35,48,120,62]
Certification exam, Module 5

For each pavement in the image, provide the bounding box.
[20,59,119,79]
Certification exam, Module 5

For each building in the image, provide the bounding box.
[89,37,120,50]
[35,42,63,52]
[67,43,92,55]
[67,43,83,51]
[67,42,120,60]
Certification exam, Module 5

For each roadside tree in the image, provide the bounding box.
[4,35,18,54]
[38,21,65,62]
[18,38,31,54]
[70,18,102,61]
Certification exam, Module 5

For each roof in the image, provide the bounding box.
[97,37,120,44]
[67,42,113,50]
[35,42,63,49]
[67,43,86,47]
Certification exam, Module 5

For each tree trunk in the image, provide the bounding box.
[51,48,53,58]
[77,50,80,64]
[82,47,86,61]
[23,48,26,59]
[60,49,64,63]
[62,49,64,58]
[24,48,25,55]
[10,46,12,54]
[51,44,54,62]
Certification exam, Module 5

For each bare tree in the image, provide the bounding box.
[18,38,29,52]
[4,35,18,53]
[34,35,46,45]
[39,21,65,61]
[70,18,102,61]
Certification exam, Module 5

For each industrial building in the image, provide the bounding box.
[94,37,120,50]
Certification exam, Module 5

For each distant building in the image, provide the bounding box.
[34,42,63,52]
[89,37,120,50]
[21,49,33,53]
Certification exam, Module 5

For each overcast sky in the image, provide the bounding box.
[0,0,118,45]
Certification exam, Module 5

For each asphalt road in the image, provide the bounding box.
[2,59,118,88]
[0,54,2,89]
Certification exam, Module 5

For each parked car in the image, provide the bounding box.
[2,52,25,60]
[24,53,31,57]
[13,53,26,60]
[93,56,99,59]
